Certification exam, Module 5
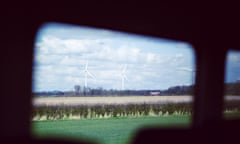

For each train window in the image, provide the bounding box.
[32,22,195,144]
[224,50,240,119]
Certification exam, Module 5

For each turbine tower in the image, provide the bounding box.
[178,67,196,85]
[83,60,95,88]
[121,65,128,90]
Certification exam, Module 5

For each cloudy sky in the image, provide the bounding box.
[226,50,240,82]
[33,23,197,92]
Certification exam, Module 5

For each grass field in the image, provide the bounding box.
[32,115,191,144]
[32,95,240,144]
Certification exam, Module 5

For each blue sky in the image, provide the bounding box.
[226,50,240,83]
[33,23,197,92]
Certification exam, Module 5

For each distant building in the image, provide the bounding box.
[150,91,161,96]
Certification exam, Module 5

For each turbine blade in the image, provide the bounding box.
[87,70,96,79]
[122,64,127,73]
[123,75,129,81]
[85,60,88,70]
[178,67,193,72]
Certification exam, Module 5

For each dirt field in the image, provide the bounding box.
[33,96,193,106]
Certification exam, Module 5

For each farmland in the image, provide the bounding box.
[33,96,193,106]
[32,96,240,120]
[32,96,193,120]
[32,95,240,144]
[32,115,191,144]
[32,96,193,144]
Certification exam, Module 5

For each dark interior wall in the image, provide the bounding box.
[1,1,240,143]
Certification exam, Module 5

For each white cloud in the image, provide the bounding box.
[228,52,240,64]
[33,25,195,91]
[225,51,240,82]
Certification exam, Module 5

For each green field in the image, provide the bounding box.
[32,96,240,144]
[32,115,191,144]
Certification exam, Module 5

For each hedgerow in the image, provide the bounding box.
[32,102,194,120]
[224,100,240,111]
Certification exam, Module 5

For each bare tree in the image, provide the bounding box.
[74,85,80,96]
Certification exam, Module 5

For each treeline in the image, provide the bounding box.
[32,102,193,120]
[34,85,194,97]
[225,82,240,95]
[33,82,240,97]
[32,100,240,120]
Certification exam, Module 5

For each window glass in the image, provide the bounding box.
[224,50,240,119]
[32,23,195,144]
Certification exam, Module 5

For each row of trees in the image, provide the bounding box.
[32,102,193,120]
[34,85,194,97]
[33,82,240,97]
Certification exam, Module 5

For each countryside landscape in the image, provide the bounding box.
[32,83,240,144]
[32,23,240,144]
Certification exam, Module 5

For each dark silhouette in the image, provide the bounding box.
[74,85,81,96]
[1,1,240,144]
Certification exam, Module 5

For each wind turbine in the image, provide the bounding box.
[83,60,96,88]
[120,65,129,90]
[178,67,196,86]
